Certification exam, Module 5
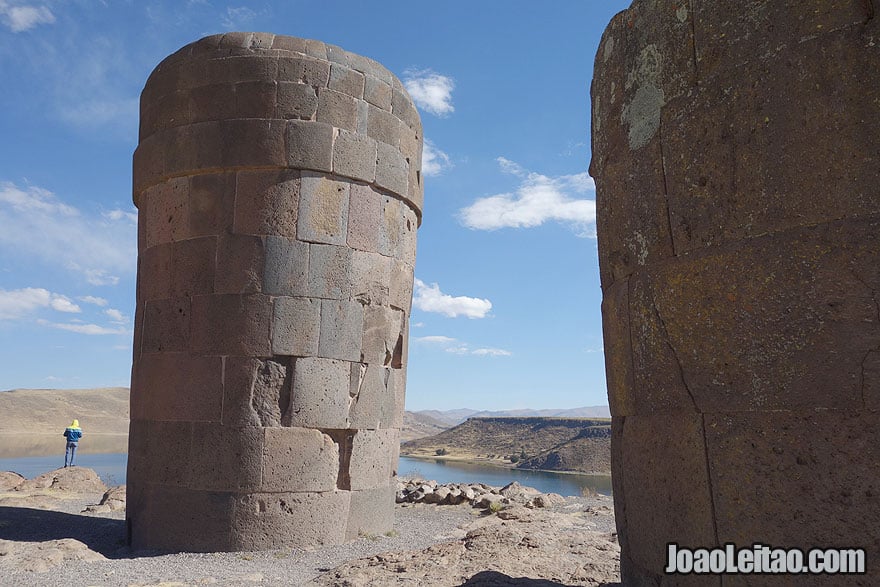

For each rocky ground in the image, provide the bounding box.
[0,467,620,586]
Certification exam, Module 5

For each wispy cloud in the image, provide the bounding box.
[78,296,108,307]
[0,287,81,320]
[38,319,130,336]
[0,1,54,32]
[422,139,452,177]
[403,69,455,117]
[413,279,492,319]
[105,308,129,324]
[0,181,137,286]
[458,157,597,237]
[221,6,257,29]
[414,335,511,357]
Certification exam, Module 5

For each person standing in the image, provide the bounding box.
[63,419,82,467]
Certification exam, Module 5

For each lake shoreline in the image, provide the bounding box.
[399,452,612,477]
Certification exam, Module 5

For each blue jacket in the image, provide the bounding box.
[63,427,82,443]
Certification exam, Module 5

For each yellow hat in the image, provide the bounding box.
[71,419,79,428]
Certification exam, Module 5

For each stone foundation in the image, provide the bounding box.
[128,33,422,552]
[592,2,879,584]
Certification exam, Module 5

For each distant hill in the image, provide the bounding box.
[413,406,612,427]
[401,416,611,475]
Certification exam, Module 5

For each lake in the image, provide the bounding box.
[0,453,612,497]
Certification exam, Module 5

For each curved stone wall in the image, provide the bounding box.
[591,2,879,583]
[128,33,422,552]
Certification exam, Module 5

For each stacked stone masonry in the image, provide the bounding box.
[592,1,879,585]
[128,33,421,552]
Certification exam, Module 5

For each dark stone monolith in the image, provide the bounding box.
[592,1,879,584]
[128,33,422,552]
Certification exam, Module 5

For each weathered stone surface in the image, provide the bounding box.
[132,33,421,552]
[288,357,350,428]
[261,427,339,492]
[297,173,350,245]
[272,296,321,356]
[593,2,880,582]
[346,484,395,539]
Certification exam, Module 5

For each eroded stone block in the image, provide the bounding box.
[261,427,339,492]
[297,173,350,245]
[349,429,398,490]
[272,296,321,356]
[346,484,395,540]
[289,357,350,428]
[318,299,364,362]
[263,236,309,296]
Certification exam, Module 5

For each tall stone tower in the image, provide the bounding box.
[128,33,422,552]
[592,1,879,584]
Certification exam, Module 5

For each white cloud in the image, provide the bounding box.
[0,288,81,320]
[78,296,108,307]
[403,69,455,117]
[459,158,597,236]
[221,6,257,29]
[422,139,452,177]
[0,182,137,285]
[414,334,511,357]
[413,279,492,319]
[0,1,54,32]
[38,319,130,336]
[105,308,128,324]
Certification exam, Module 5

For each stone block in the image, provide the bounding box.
[205,55,278,85]
[139,177,189,248]
[234,169,300,237]
[143,89,191,135]
[288,357,351,428]
[325,44,349,66]
[230,490,351,550]
[137,243,173,302]
[221,356,262,427]
[286,120,333,172]
[363,75,392,110]
[272,296,321,356]
[375,142,408,197]
[233,80,277,119]
[600,278,634,417]
[131,352,222,422]
[349,53,392,84]
[187,173,236,238]
[346,484,395,539]
[398,125,422,172]
[215,234,265,294]
[332,130,377,183]
[188,83,236,124]
[128,484,236,552]
[307,243,352,299]
[366,105,402,148]
[170,236,217,298]
[361,305,403,366]
[316,87,358,132]
[398,205,418,266]
[329,64,365,98]
[188,422,264,492]
[347,184,382,253]
[263,236,309,296]
[164,122,223,177]
[318,299,364,362]
[348,363,389,430]
[272,36,327,60]
[706,410,880,565]
[378,195,402,258]
[616,413,717,575]
[276,81,317,120]
[389,259,414,313]
[297,173,350,245]
[261,427,339,492]
[220,118,286,169]
[349,429,398,490]
[383,367,406,428]
[277,56,331,86]
[391,86,420,132]
[190,294,272,356]
[349,250,390,306]
[132,133,166,197]
[142,297,191,353]
[127,420,194,487]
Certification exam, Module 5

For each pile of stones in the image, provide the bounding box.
[396,479,567,510]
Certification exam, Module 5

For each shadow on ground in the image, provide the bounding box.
[0,506,128,558]
[459,571,621,586]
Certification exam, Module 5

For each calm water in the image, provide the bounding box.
[0,453,612,497]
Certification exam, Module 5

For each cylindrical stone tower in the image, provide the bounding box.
[592,1,879,584]
[128,33,422,552]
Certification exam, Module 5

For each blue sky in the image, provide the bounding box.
[0,0,630,410]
